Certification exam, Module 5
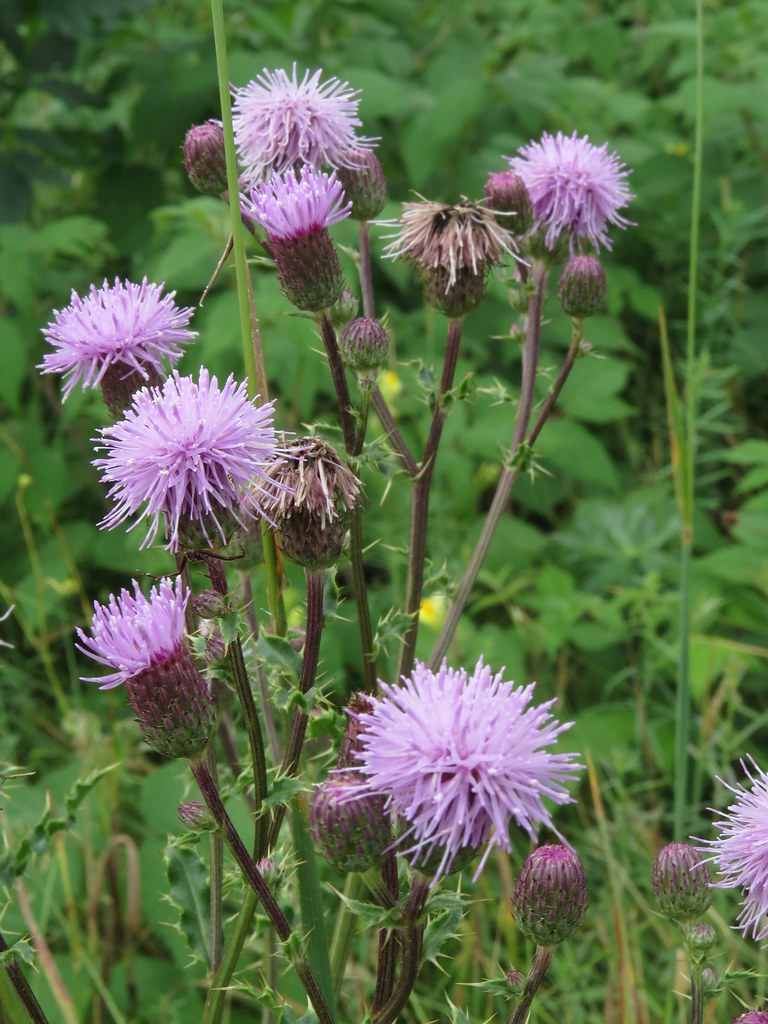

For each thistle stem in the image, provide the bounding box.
[371,874,429,1024]
[689,960,704,1024]
[0,930,51,1024]
[201,891,259,1024]
[349,505,378,691]
[506,945,553,1024]
[427,297,583,671]
[371,389,419,475]
[188,758,335,1024]
[267,568,325,850]
[358,221,375,319]
[371,852,400,1013]
[318,312,356,452]
[397,317,464,679]
[206,743,223,971]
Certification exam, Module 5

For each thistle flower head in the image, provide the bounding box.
[512,844,588,947]
[232,64,376,184]
[259,435,362,568]
[348,657,582,882]
[732,1013,768,1024]
[698,756,768,942]
[337,149,387,220]
[242,164,350,242]
[77,577,215,759]
[93,368,280,552]
[652,842,713,922]
[482,171,533,233]
[40,278,196,404]
[76,577,189,690]
[507,130,634,252]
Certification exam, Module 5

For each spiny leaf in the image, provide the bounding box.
[164,844,210,964]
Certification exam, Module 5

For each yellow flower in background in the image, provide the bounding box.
[419,594,448,630]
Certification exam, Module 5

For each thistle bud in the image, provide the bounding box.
[178,801,216,831]
[183,121,228,196]
[652,843,713,922]
[558,255,607,318]
[338,693,376,769]
[700,968,718,1000]
[310,777,390,873]
[732,1013,768,1024]
[483,171,533,234]
[192,589,228,620]
[329,286,360,328]
[337,150,388,221]
[506,969,527,997]
[686,922,716,953]
[512,844,588,947]
[125,646,217,760]
[340,317,390,375]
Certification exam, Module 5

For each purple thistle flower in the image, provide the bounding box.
[93,368,280,551]
[349,657,582,882]
[241,165,351,242]
[698,756,768,942]
[40,278,196,401]
[78,577,216,759]
[507,131,634,252]
[232,64,376,184]
[77,577,189,690]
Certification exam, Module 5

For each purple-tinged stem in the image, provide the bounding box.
[427,287,584,671]
[188,758,335,1024]
[371,874,430,1024]
[242,574,282,763]
[371,852,400,1013]
[689,962,704,1024]
[397,317,464,680]
[507,945,553,1024]
[206,743,223,972]
[349,505,378,692]
[267,568,325,850]
[371,391,419,475]
[358,221,375,319]
[318,312,356,452]
[0,930,50,1024]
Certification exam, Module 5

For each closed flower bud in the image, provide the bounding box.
[512,844,588,947]
[686,922,716,952]
[337,150,387,221]
[558,255,607,318]
[310,777,390,873]
[732,1014,768,1024]
[329,286,359,328]
[483,171,533,234]
[184,121,228,196]
[700,967,718,1000]
[506,969,527,997]
[338,693,376,769]
[178,801,216,831]
[340,317,390,375]
[192,589,229,619]
[653,843,713,922]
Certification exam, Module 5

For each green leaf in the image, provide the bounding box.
[164,844,210,965]
[256,632,302,681]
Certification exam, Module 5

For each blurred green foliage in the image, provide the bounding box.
[2,0,768,1021]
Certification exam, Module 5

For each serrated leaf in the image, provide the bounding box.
[421,905,463,967]
[164,844,210,964]
[263,776,310,810]
[446,995,471,1024]
[0,938,36,967]
[256,632,302,681]
[219,610,241,645]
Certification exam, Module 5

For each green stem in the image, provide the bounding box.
[689,959,704,1024]
[329,874,364,997]
[674,537,693,838]
[201,890,259,1024]
[188,759,335,1024]
[427,298,580,671]
[209,0,256,395]
[398,318,464,680]
[506,945,553,1024]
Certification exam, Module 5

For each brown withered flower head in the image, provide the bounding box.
[259,436,362,568]
[382,197,520,316]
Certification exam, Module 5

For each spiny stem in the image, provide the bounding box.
[0,930,51,1024]
[398,317,464,679]
[371,874,430,1024]
[318,312,356,452]
[188,758,335,1024]
[507,945,553,1024]
[427,289,582,671]
[371,389,419,475]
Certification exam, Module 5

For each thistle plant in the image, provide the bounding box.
[8,6,763,1023]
